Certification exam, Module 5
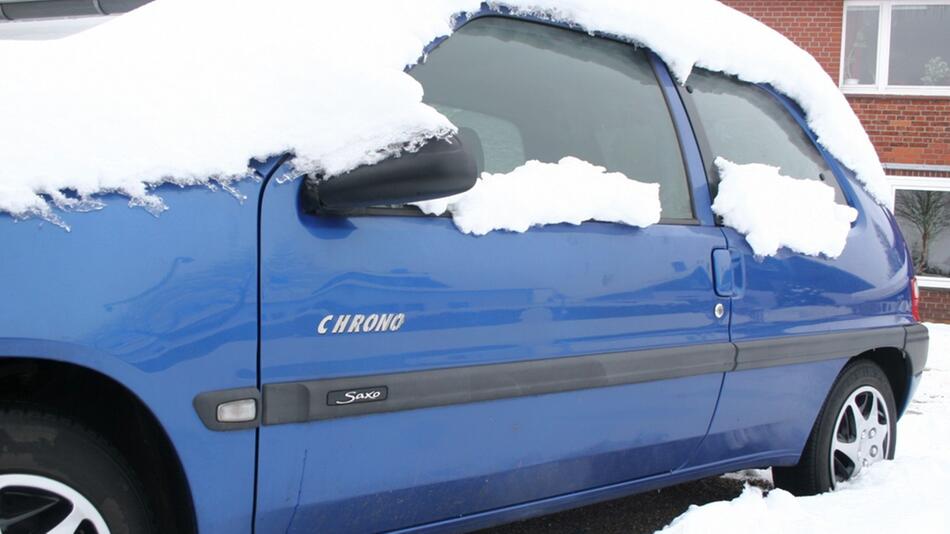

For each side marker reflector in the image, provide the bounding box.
[217,399,257,423]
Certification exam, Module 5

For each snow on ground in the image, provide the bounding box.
[712,158,858,258]
[413,157,661,235]
[659,322,950,534]
[0,0,888,230]
[0,17,113,41]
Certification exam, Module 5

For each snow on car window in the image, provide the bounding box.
[712,157,858,258]
[413,156,662,235]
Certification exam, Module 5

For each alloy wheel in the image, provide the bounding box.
[829,385,891,487]
[0,474,109,534]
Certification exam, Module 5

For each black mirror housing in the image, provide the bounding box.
[302,135,478,213]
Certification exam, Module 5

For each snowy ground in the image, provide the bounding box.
[0,17,112,41]
[661,322,950,533]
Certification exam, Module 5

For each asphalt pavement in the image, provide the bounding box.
[479,476,761,534]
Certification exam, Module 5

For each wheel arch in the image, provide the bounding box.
[849,346,912,416]
[0,355,197,534]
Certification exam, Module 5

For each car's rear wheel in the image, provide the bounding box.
[0,408,154,534]
[773,360,897,495]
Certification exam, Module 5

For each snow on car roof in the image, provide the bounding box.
[0,0,889,229]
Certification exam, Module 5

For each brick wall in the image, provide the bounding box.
[920,288,950,322]
[850,97,950,165]
[719,0,844,80]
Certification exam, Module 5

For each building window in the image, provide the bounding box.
[891,176,950,288]
[842,1,950,96]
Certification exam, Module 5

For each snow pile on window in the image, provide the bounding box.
[0,0,889,229]
[712,158,858,258]
[413,157,661,235]
[661,322,950,534]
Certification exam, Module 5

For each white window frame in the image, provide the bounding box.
[890,175,950,288]
[841,0,950,96]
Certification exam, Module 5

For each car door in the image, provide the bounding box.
[255,16,732,533]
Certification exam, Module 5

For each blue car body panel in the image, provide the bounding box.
[0,11,924,534]
[686,358,848,468]
[255,170,730,532]
[0,169,280,534]
[257,375,723,533]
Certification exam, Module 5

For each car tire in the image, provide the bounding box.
[773,359,897,496]
[0,407,155,534]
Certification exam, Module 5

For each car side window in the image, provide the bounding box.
[685,69,845,203]
[409,16,694,220]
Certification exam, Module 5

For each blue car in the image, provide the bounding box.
[0,14,929,534]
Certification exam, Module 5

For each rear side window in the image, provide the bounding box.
[685,69,844,203]
[410,16,693,220]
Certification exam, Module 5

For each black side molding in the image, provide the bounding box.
[262,343,737,425]
[195,325,928,430]
[904,323,929,376]
[733,326,907,371]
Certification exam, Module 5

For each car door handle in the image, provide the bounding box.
[712,248,744,298]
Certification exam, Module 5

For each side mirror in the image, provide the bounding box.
[301,135,478,213]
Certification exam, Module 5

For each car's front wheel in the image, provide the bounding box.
[0,408,154,534]
[773,360,897,495]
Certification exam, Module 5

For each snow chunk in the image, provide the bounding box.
[413,157,660,235]
[661,485,802,534]
[0,0,890,226]
[712,158,858,258]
